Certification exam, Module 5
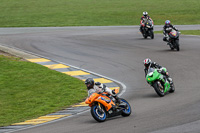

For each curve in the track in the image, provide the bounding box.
[0,25,200,133]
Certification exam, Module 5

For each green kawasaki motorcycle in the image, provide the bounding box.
[146,67,175,97]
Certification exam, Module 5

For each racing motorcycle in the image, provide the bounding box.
[141,19,154,39]
[146,67,175,97]
[85,88,131,122]
[165,27,180,51]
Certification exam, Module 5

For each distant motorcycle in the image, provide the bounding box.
[85,88,131,122]
[165,27,180,51]
[141,19,154,39]
[146,67,175,97]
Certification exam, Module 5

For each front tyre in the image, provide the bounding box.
[150,29,154,39]
[91,104,107,122]
[120,99,131,117]
[143,33,147,39]
[175,40,180,51]
[153,81,165,97]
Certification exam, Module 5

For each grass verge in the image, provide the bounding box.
[0,54,87,127]
[0,0,199,27]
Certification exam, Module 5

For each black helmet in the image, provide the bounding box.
[85,78,94,90]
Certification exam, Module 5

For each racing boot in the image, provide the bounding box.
[161,70,173,85]
[168,77,173,85]
[112,89,121,104]
[113,95,121,104]
[165,74,173,85]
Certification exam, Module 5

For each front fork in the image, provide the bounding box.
[97,103,104,113]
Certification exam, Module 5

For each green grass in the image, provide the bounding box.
[0,0,199,27]
[0,55,87,127]
[154,30,200,35]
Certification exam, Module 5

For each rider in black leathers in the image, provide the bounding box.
[163,20,178,42]
[140,11,154,33]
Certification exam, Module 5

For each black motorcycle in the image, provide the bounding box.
[141,19,154,39]
[165,27,180,51]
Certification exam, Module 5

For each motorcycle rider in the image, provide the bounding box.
[85,78,120,103]
[163,20,178,43]
[140,11,154,33]
[143,58,172,84]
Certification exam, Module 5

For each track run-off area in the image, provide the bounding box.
[0,25,200,133]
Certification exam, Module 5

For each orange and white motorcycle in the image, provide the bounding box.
[85,89,131,122]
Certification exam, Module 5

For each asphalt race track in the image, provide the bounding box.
[0,25,200,133]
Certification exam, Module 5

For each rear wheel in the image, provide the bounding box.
[153,81,165,97]
[91,103,107,122]
[120,99,131,117]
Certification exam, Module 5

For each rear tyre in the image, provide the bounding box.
[91,104,107,122]
[120,99,131,117]
[153,81,165,97]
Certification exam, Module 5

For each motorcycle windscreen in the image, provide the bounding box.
[169,30,179,38]
[85,93,99,104]
[146,69,160,82]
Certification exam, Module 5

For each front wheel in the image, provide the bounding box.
[150,29,154,39]
[142,29,147,39]
[143,33,147,39]
[120,98,132,117]
[91,103,107,122]
[153,81,165,97]
[169,42,174,50]
[175,40,180,51]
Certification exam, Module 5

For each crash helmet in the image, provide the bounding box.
[144,58,152,68]
[143,11,148,18]
[85,78,94,90]
[165,20,171,27]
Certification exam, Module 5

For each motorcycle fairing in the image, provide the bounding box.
[101,97,111,103]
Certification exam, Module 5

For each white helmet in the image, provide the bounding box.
[144,58,152,68]
[143,11,148,17]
